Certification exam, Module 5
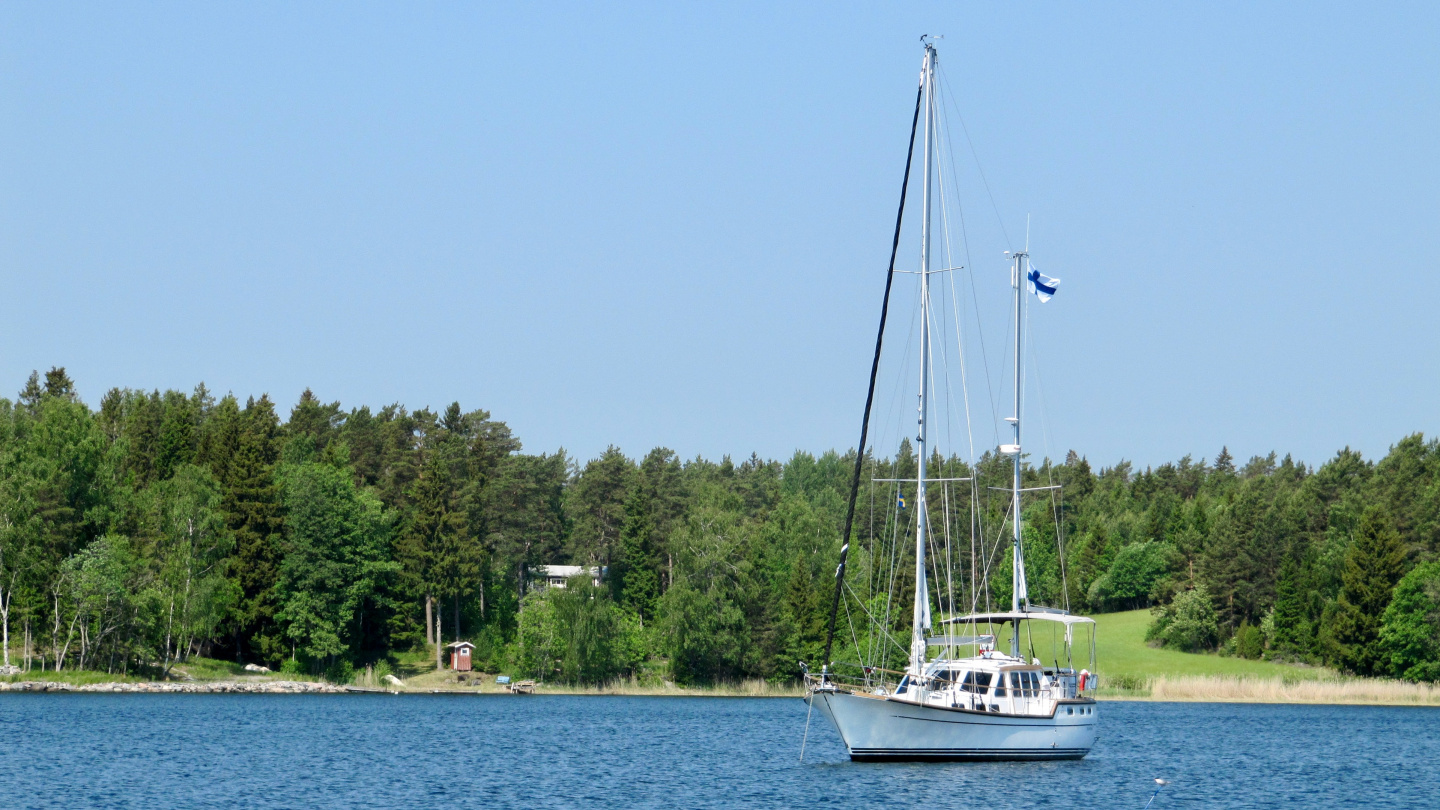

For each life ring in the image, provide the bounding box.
[1078,670,1089,691]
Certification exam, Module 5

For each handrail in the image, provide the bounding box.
[811,664,1093,700]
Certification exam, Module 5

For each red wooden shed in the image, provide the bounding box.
[447,641,476,672]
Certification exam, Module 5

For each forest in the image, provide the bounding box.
[2,367,1438,684]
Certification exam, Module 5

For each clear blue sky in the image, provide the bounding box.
[3,3,1436,471]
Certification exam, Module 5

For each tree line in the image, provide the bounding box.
[1,368,1437,683]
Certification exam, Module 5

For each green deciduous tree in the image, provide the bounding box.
[1146,585,1220,652]
[516,576,640,684]
[1086,541,1179,611]
[658,504,751,684]
[1377,562,1440,682]
[274,461,399,669]
[136,464,237,675]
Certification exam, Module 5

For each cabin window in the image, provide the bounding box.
[1067,707,1073,715]
[1008,671,1040,697]
[895,675,911,695]
[993,676,1006,698]
[960,671,992,694]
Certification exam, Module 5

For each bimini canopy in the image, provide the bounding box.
[941,611,1096,628]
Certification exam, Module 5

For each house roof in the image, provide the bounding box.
[446,641,477,650]
[533,565,599,577]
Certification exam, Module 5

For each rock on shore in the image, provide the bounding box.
[0,680,347,694]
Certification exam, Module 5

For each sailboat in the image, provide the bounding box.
[804,39,1099,762]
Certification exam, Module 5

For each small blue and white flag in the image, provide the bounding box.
[1028,268,1060,302]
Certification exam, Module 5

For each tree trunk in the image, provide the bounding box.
[435,614,442,671]
[52,593,60,672]
[453,594,460,644]
[1,590,9,668]
[425,595,433,646]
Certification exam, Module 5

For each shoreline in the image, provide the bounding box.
[4,674,1438,706]
[0,680,347,694]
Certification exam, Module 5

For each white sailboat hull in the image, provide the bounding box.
[810,690,1097,761]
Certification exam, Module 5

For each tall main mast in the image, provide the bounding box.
[908,41,938,676]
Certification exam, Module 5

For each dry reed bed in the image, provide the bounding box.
[1133,674,1440,706]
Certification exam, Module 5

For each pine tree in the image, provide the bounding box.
[42,367,76,400]
[638,447,686,592]
[567,446,635,567]
[400,453,477,643]
[1330,509,1407,675]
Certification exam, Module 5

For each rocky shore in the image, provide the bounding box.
[0,680,350,694]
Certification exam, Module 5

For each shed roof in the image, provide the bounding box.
[446,641,477,650]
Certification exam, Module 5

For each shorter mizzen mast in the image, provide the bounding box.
[1006,249,1030,654]
[1004,245,1061,655]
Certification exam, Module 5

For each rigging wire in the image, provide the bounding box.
[931,54,990,634]
[938,63,1013,252]
[936,82,1002,450]
[1023,283,1072,611]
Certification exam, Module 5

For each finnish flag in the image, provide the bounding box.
[1028,268,1060,302]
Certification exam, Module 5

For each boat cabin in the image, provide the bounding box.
[884,611,1097,717]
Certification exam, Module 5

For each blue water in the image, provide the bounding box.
[1,695,1435,808]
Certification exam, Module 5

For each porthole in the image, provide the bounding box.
[1067,707,1073,715]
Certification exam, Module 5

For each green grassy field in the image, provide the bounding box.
[1091,609,1330,681]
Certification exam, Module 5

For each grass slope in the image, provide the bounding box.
[1093,609,1328,680]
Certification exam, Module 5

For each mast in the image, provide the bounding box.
[909,41,937,677]
[1008,250,1031,655]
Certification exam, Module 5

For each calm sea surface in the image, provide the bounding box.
[1,695,1435,809]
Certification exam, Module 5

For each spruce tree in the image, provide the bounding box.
[1269,553,1308,656]
[226,396,285,663]
[1330,509,1407,675]
[616,487,659,622]
[155,391,197,480]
